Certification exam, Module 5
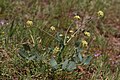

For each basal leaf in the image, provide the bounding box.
[19,49,29,59]
[62,59,69,70]
[78,52,83,62]
[73,54,79,63]
[84,56,92,65]
[67,61,76,71]
[50,57,58,69]
[28,55,36,61]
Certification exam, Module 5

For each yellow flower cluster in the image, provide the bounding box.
[74,15,80,19]
[53,46,60,54]
[81,40,88,47]
[97,10,104,17]
[84,31,90,37]
[26,20,33,26]
[50,26,55,31]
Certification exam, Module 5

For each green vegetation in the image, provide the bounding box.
[0,0,120,80]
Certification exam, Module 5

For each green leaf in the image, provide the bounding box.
[75,46,82,62]
[9,20,16,37]
[73,54,79,63]
[67,61,76,71]
[75,40,81,47]
[19,49,29,59]
[48,47,54,54]
[30,49,40,59]
[56,32,63,43]
[84,56,92,65]
[62,59,69,70]
[57,42,65,62]
[78,52,82,62]
[50,57,58,69]
[28,55,36,61]
[0,0,5,12]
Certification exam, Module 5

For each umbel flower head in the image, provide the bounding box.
[74,15,80,19]
[81,40,88,47]
[97,10,104,17]
[84,31,90,37]
[26,20,33,26]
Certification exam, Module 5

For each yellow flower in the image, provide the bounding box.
[84,31,90,37]
[50,26,55,31]
[81,40,88,47]
[97,10,104,17]
[74,15,80,19]
[53,46,60,54]
[1,32,5,35]
[26,20,33,26]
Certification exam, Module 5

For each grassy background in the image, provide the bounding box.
[0,0,120,80]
